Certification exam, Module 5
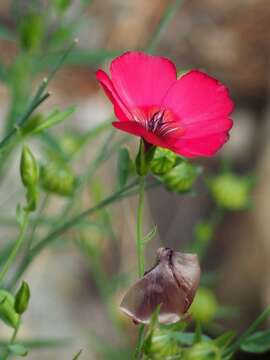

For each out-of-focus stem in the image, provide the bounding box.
[136,176,145,277]
[0,213,29,285]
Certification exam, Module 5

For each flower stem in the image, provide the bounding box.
[3,317,21,360]
[136,176,145,277]
[134,176,146,359]
[0,213,29,285]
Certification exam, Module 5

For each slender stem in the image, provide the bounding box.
[3,318,21,360]
[134,325,145,360]
[134,176,146,359]
[136,176,145,277]
[0,213,28,285]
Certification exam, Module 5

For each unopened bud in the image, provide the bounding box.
[209,173,252,210]
[15,281,30,315]
[135,140,156,176]
[151,148,177,175]
[185,342,221,360]
[161,162,201,193]
[190,287,218,324]
[40,162,76,197]
[20,145,39,189]
[0,290,19,329]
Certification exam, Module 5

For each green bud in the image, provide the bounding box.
[59,134,80,157]
[135,139,156,176]
[20,145,39,189]
[208,173,252,210]
[185,342,221,360]
[151,148,177,175]
[160,162,201,193]
[0,290,19,329]
[15,281,30,315]
[149,328,181,359]
[19,13,44,52]
[190,288,218,324]
[40,163,76,197]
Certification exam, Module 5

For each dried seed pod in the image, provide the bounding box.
[120,248,200,324]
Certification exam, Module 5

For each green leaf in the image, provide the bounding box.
[35,50,121,73]
[8,344,28,357]
[32,106,76,134]
[240,330,270,353]
[214,331,236,349]
[72,349,82,359]
[117,146,132,189]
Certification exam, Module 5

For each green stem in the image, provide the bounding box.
[134,176,146,359]
[134,325,145,360]
[3,317,21,360]
[0,213,28,285]
[136,176,145,277]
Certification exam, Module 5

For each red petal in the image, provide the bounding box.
[173,132,230,158]
[161,70,234,156]
[96,69,132,121]
[110,52,177,109]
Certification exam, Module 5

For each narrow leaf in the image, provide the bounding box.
[240,330,270,354]
[72,349,82,359]
[32,106,76,134]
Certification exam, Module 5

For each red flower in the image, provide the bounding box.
[96,52,234,157]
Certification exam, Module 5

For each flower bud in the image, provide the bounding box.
[20,145,39,189]
[161,162,201,193]
[208,173,252,210]
[185,342,221,360]
[0,290,19,329]
[40,162,76,197]
[149,328,180,359]
[151,148,177,175]
[135,140,156,176]
[15,281,30,315]
[19,13,43,52]
[190,287,218,324]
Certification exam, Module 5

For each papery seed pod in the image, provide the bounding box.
[120,248,200,324]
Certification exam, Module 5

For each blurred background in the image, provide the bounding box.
[0,0,269,359]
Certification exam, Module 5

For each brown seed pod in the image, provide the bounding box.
[120,247,200,324]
